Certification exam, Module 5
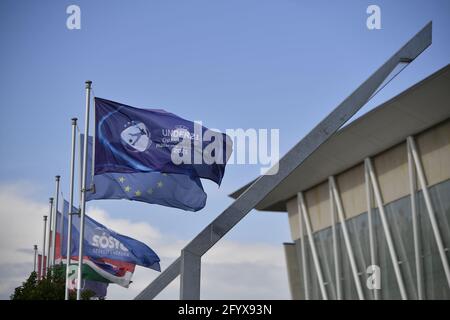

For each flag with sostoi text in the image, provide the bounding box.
[61,200,160,271]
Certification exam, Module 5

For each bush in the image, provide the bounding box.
[10,265,96,300]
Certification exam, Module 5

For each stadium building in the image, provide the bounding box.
[230,64,450,300]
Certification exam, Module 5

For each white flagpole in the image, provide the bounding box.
[33,245,38,273]
[65,117,78,300]
[77,80,92,300]
[52,175,61,267]
[46,197,53,272]
[41,215,47,279]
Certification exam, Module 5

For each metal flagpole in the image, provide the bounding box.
[33,245,38,272]
[77,80,92,300]
[52,176,61,266]
[41,215,47,279]
[65,118,78,300]
[46,198,53,272]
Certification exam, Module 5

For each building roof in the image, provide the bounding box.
[229,64,450,212]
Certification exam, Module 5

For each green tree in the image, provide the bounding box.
[10,265,97,300]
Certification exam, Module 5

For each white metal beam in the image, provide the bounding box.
[298,192,328,300]
[407,136,450,289]
[365,158,408,299]
[329,177,365,300]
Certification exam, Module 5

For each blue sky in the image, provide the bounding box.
[0,0,449,299]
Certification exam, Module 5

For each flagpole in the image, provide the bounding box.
[39,216,47,279]
[46,198,53,273]
[65,117,77,300]
[41,216,47,279]
[33,245,38,273]
[52,175,61,267]
[77,80,92,300]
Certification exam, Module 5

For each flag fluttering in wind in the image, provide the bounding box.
[61,201,160,270]
[61,200,160,288]
[94,97,233,185]
[58,201,136,288]
[65,257,134,288]
[82,135,207,211]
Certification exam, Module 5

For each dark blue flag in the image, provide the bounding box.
[61,200,161,271]
[82,135,207,212]
[94,97,232,185]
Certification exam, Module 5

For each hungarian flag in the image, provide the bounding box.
[64,256,135,288]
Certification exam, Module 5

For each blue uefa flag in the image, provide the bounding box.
[81,135,207,211]
[94,97,232,185]
[61,200,160,271]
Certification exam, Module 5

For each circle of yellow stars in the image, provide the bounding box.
[118,174,167,198]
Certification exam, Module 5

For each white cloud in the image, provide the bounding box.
[0,183,47,265]
[0,182,290,300]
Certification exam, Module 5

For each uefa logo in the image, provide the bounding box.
[120,121,152,152]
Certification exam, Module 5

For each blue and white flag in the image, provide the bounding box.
[61,200,160,271]
[94,97,233,185]
[82,135,207,212]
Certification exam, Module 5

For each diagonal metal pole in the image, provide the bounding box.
[135,258,181,300]
[298,192,328,300]
[135,22,432,300]
[330,176,365,300]
[408,136,450,289]
[366,158,408,299]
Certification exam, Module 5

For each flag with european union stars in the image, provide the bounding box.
[94,97,233,185]
[61,200,160,271]
[81,134,207,211]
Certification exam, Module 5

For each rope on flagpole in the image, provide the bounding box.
[90,89,97,192]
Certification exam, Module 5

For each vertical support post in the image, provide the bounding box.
[33,245,38,273]
[365,158,407,300]
[297,199,310,300]
[298,192,328,300]
[407,136,450,289]
[180,249,201,300]
[52,175,61,266]
[41,215,47,279]
[329,176,365,300]
[46,198,53,272]
[77,80,92,300]
[364,162,379,300]
[407,138,424,299]
[329,180,342,300]
[65,118,78,300]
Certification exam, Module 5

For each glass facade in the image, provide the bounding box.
[296,179,450,300]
